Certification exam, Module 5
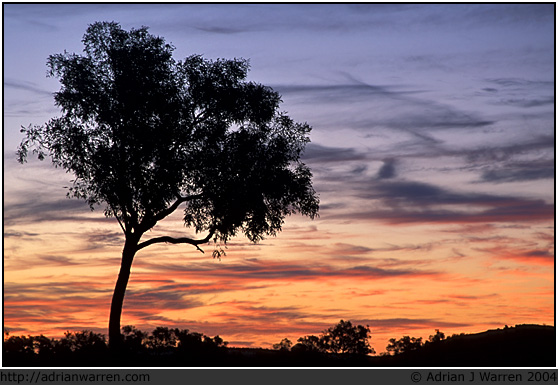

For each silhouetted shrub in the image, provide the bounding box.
[290,320,374,355]
[386,335,423,355]
[4,324,554,367]
[122,325,148,352]
[292,335,326,353]
[272,338,293,351]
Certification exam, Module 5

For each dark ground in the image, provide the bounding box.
[4,324,555,367]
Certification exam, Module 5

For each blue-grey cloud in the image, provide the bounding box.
[486,78,554,89]
[481,78,554,109]
[340,199,553,225]
[367,180,509,206]
[302,143,366,163]
[275,76,495,140]
[479,159,555,183]
[193,25,249,34]
[464,135,554,163]
[3,230,39,238]
[3,195,109,227]
[377,159,397,179]
[4,79,53,97]
[497,97,554,108]
[273,82,421,102]
[85,229,125,250]
[329,179,555,225]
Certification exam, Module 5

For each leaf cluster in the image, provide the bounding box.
[17,21,319,246]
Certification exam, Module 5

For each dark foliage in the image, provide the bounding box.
[3,324,554,367]
[292,335,326,354]
[3,326,227,367]
[386,335,424,355]
[377,324,555,367]
[16,21,318,245]
[16,21,319,346]
[3,330,108,367]
[288,319,374,355]
[272,338,293,351]
[321,320,374,355]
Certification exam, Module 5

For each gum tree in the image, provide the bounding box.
[17,22,319,349]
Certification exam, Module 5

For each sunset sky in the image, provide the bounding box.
[3,4,555,354]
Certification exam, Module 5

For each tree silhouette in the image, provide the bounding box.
[16,21,319,349]
[291,320,374,355]
[292,335,326,353]
[272,338,293,351]
[386,335,423,355]
[320,320,374,355]
[427,329,445,344]
[121,325,147,352]
[146,327,178,350]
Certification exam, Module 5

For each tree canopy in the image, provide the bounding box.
[385,335,423,355]
[17,21,319,246]
[320,320,374,355]
[291,320,374,355]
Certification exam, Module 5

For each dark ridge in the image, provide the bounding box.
[3,324,554,367]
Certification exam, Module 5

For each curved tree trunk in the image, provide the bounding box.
[108,236,139,350]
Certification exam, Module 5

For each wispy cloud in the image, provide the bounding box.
[135,257,442,283]
[3,230,40,238]
[326,179,554,225]
[303,143,366,163]
[4,192,112,227]
[479,159,555,183]
[481,246,554,266]
[277,76,495,137]
[4,79,53,96]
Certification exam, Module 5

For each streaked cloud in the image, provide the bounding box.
[478,159,554,183]
[4,78,53,97]
[136,257,442,283]
[482,246,554,266]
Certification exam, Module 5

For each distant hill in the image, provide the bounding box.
[4,324,554,367]
[377,324,555,367]
[213,324,555,367]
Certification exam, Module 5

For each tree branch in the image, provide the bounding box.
[136,228,215,253]
[152,193,203,223]
[112,208,126,234]
[137,193,203,234]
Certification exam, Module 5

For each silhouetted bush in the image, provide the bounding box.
[272,338,293,351]
[4,324,554,367]
[3,326,227,366]
[292,335,326,353]
[290,320,374,355]
[386,335,424,355]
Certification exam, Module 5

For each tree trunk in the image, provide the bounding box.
[108,236,138,350]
